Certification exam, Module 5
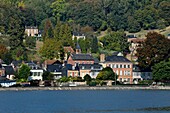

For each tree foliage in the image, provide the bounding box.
[17,64,30,82]
[136,32,170,70]
[100,31,129,52]
[96,67,117,80]
[152,59,170,82]
[39,38,63,60]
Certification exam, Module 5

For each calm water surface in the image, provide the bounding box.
[0,89,170,113]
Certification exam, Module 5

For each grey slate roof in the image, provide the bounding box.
[3,66,15,75]
[47,64,62,72]
[79,64,102,70]
[133,65,152,72]
[105,55,131,63]
[71,54,94,60]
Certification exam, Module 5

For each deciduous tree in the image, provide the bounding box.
[136,32,170,70]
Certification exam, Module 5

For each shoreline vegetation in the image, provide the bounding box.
[1,86,170,91]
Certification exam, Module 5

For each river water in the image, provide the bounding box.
[0,89,170,113]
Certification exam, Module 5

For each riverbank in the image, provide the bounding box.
[0,86,170,91]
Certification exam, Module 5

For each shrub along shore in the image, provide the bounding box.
[0,86,170,91]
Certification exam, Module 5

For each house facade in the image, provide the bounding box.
[25,26,38,37]
[72,32,86,40]
[79,64,103,79]
[100,53,133,84]
[67,43,94,66]
[133,65,152,84]
[26,62,44,81]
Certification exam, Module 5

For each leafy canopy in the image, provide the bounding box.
[136,32,170,70]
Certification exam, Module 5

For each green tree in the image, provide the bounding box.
[96,67,117,81]
[42,71,54,81]
[25,36,36,49]
[136,32,170,70]
[17,64,31,82]
[51,0,67,21]
[84,74,92,85]
[91,36,99,53]
[39,39,63,60]
[100,31,129,52]
[152,59,170,82]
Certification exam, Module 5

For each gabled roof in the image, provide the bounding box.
[3,66,15,75]
[105,55,131,63]
[44,60,62,65]
[71,53,94,60]
[79,64,102,70]
[11,60,22,67]
[64,46,75,53]
[72,31,84,36]
[47,64,62,72]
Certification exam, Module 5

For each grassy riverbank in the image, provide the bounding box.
[0,86,170,91]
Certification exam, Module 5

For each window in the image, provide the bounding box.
[120,70,122,75]
[124,65,126,68]
[112,64,114,68]
[128,65,130,68]
[127,78,130,82]
[116,64,119,68]
[70,73,72,76]
[120,64,122,68]
[119,78,122,82]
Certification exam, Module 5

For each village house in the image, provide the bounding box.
[79,64,103,79]
[72,32,86,40]
[26,62,44,81]
[127,38,145,63]
[100,53,133,84]
[3,65,15,80]
[25,26,39,37]
[43,60,63,79]
[67,43,94,66]
[133,65,152,84]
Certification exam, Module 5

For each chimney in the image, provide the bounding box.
[100,54,105,62]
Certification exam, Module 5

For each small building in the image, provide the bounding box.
[46,64,62,79]
[133,65,152,84]
[3,65,15,80]
[100,53,133,84]
[72,32,86,40]
[67,43,94,66]
[26,62,44,81]
[79,64,103,79]
[25,26,38,37]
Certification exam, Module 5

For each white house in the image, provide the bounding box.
[26,62,44,81]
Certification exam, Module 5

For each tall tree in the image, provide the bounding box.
[17,64,31,82]
[42,19,54,40]
[136,32,170,70]
[91,36,99,53]
[39,39,63,60]
[152,59,170,82]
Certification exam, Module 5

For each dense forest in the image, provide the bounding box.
[1,0,170,33]
[0,0,170,63]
